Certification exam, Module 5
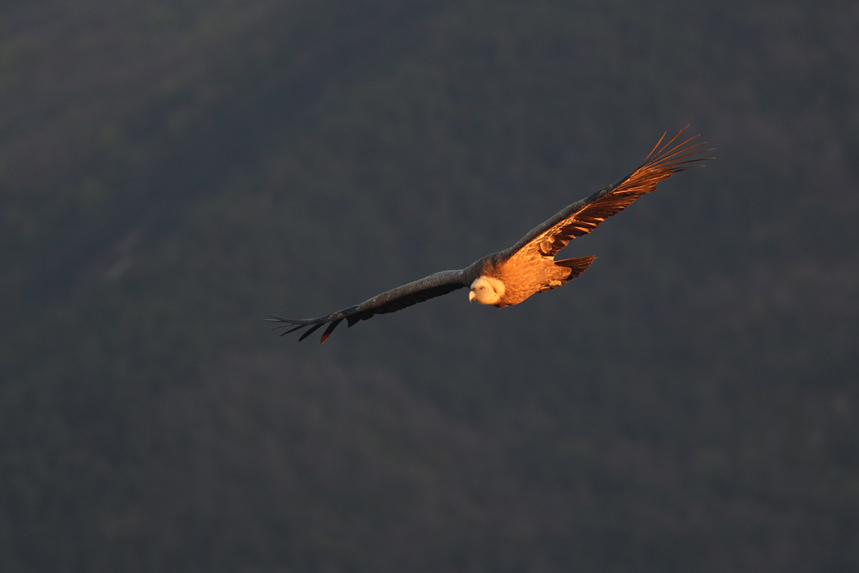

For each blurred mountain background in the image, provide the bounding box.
[1,0,857,571]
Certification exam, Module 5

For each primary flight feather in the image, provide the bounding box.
[269,128,710,343]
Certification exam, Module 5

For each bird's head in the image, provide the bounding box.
[468,276,503,305]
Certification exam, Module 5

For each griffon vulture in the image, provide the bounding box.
[269,128,709,343]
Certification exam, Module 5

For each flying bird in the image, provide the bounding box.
[269,128,709,343]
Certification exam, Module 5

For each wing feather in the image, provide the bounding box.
[501,127,711,261]
[267,269,467,344]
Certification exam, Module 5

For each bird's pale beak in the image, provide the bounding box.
[468,290,475,302]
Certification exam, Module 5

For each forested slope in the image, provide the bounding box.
[2,0,857,571]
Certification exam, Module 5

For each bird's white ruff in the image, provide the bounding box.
[468,276,505,305]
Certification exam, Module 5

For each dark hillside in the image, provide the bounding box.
[2,0,857,571]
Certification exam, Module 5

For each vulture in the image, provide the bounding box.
[269,128,709,343]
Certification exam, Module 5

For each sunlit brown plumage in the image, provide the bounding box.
[269,128,710,343]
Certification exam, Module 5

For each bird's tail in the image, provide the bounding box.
[555,255,596,284]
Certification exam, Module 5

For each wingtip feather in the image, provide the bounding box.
[279,324,306,336]
[298,323,323,342]
[319,319,343,344]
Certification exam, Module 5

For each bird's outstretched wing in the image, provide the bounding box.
[268,269,467,343]
[501,127,710,262]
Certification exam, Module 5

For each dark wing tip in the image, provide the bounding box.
[266,315,321,339]
[278,324,307,336]
[297,323,324,342]
[319,319,343,344]
[267,311,353,344]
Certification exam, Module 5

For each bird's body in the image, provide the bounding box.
[270,128,710,343]
[465,252,594,307]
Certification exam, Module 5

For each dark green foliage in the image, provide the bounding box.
[2,0,858,571]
